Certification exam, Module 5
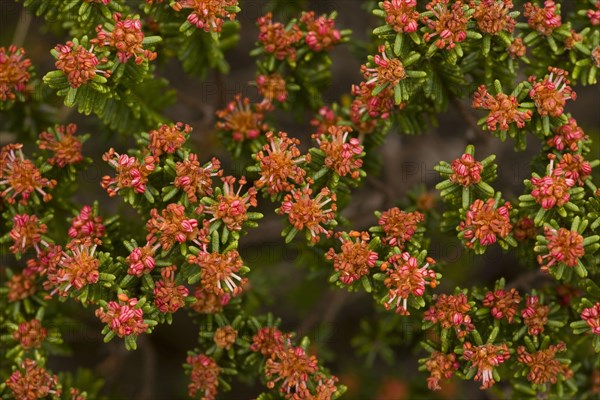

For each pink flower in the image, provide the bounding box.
[95,296,148,337]
[581,303,600,335]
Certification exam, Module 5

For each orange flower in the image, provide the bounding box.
[278,185,337,243]
[424,293,474,338]
[517,342,572,385]
[9,214,48,255]
[255,131,308,195]
[384,252,437,315]
[13,319,47,349]
[201,176,257,231]
[146,203,199,251]
[38,123,84,167]
[174,155,221,203]
[93,15,157,64]
[54,42,108,88]
[423,0,469,50]
[472,85,532,131]
[148,122,191,158]
[521,295,549,335]
[326,231,378,285]
[6,359,60,399]
[171,0,238,32]
[0,144,57,205]
[316,125,364,179]
[462,342,510,389]
[153,266,189,313]
[528,67,575,117]
[0,45,31,102]
[186,353,220,400]
[187,250,247,297]
[524,0,561,35]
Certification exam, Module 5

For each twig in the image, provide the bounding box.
[135,335,157,400]
[506,269,552,291]
[12,8,32,48]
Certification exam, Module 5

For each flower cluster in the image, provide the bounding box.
[517,342,572,385]
[256,74,288,106]
[314,125,364,179]
[424,293,474,338]
[265,346,319,398]
[257,13,303,61]
[462,342,510,389]
[200,176,258,232]
[472,85,532,131]
[126,242,159,277]
[174,155,221,203]
[254,131,308,196]
[153,266,189,313]
[278,185,337,243]
[528,67,576,118]
[216,95,269,142]
[45,238,100,296]
[422,0,470,50]
[5,359,60,399]
[547,118,587,152]
[0,45,32,102]
[310,106,342,136]
[187,250,247,297]
[458,198,513,249]
[54,41,108,88]
[471,0,516,35]
[361,45,406,89]
[250,327,291,357]
[524,1,562,36]
[581,303,600,335]
[450,153,483,186]
[557,153,592,187]
[101,148,156,196]
[482,288,521,323]
[350,81,397,132]
[148,122,192,158]
[530,171,574,210]
[383,253,437,315]
[507,37,526,58]
[37,123,84,167]
[537,226,584,273]
[9,214,48,255]
[95,296,149,337]
[376,208,424,248]
[300,11,341,52]
[12,319,48,349]
[424,351,459,390]
[514,216,536,241]
[68,205,105,239]
[171,0,238,32]
[1,144,57,205]
[186,353,220,400]
[6,272,37,302]
[588,1,600,25]
[521,295,549,335]
[213,325,237,350]
[146,203,199,251]
[326,231,378,285]
[93,15,157,64]
[190,286,229,314]
[381,0,419,33]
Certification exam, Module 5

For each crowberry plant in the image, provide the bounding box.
[0,0,599,399]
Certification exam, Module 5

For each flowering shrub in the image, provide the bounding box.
[0,0,599,399]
